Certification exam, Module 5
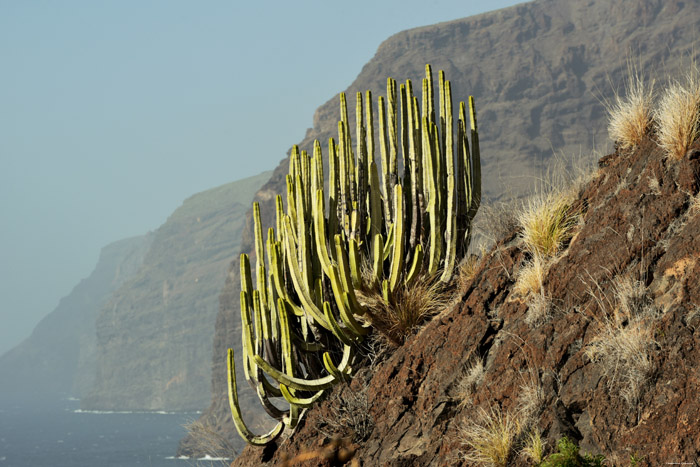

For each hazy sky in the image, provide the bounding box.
[0,0,523,356]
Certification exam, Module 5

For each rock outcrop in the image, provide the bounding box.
[182,0,700,457]
[82,171,270,411]
[0,235,151,402]
[229,127,700,465]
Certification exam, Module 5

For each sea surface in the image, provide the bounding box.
[0,397,228,467]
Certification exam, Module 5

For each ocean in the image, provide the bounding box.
[0,397,229,467]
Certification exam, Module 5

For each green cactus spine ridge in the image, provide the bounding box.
[227,65,482,445]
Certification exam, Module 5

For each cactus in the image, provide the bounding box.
[227,65,481,445]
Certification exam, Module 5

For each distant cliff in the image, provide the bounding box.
[0,235,151,402]
[81,171,271,411]
[180,0,700,457]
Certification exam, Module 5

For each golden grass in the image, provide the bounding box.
[655,66,700,159]
[459,406,520,467]
[518,192,577,257]
[607,66,654,150]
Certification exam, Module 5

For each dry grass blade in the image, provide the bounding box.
[655,65,700,159]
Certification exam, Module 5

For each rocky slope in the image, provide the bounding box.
[82,171,270,411]
[182,0,700,456]
[0,235,150,402]
[229,126,700,464]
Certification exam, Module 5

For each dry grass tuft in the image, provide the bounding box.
[515,253,547,297]
[517,377,545,424]
[518,191,577,257]
[458,254,481,292]
[525,292,550,327]
[521,430,546,465]
[459,406,520,467]
[360,274,450,346]
[585,276,658,407]
[655,66,700,159]
[455,359,486,406]
[607,66,655,150]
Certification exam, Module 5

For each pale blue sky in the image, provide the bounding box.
[0,0,523,355]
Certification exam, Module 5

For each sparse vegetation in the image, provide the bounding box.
[459,360,545,466]
[539,437,605,467]
[655,65,700,159]
[607,65,655,150]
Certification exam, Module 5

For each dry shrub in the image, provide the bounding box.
[459,406,520,467]
[655,65,700,159]
[318,384,374,443]
[607,65,655,150]
[360,274,450,346]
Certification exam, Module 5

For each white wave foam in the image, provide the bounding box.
[73,409,199,415]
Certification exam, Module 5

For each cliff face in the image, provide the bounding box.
[182,0,700,456]
[229,120,700,465]
[0,235,150,402]
[81,171,271,411]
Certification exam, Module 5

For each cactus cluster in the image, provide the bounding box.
[227,65,481,445]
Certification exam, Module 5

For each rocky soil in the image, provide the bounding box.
[228,134,700,465]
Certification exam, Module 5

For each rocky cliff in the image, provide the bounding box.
[181,0,700,457]
[0,235,151,402]
[231,133,700,465]
[81,171,270,411]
